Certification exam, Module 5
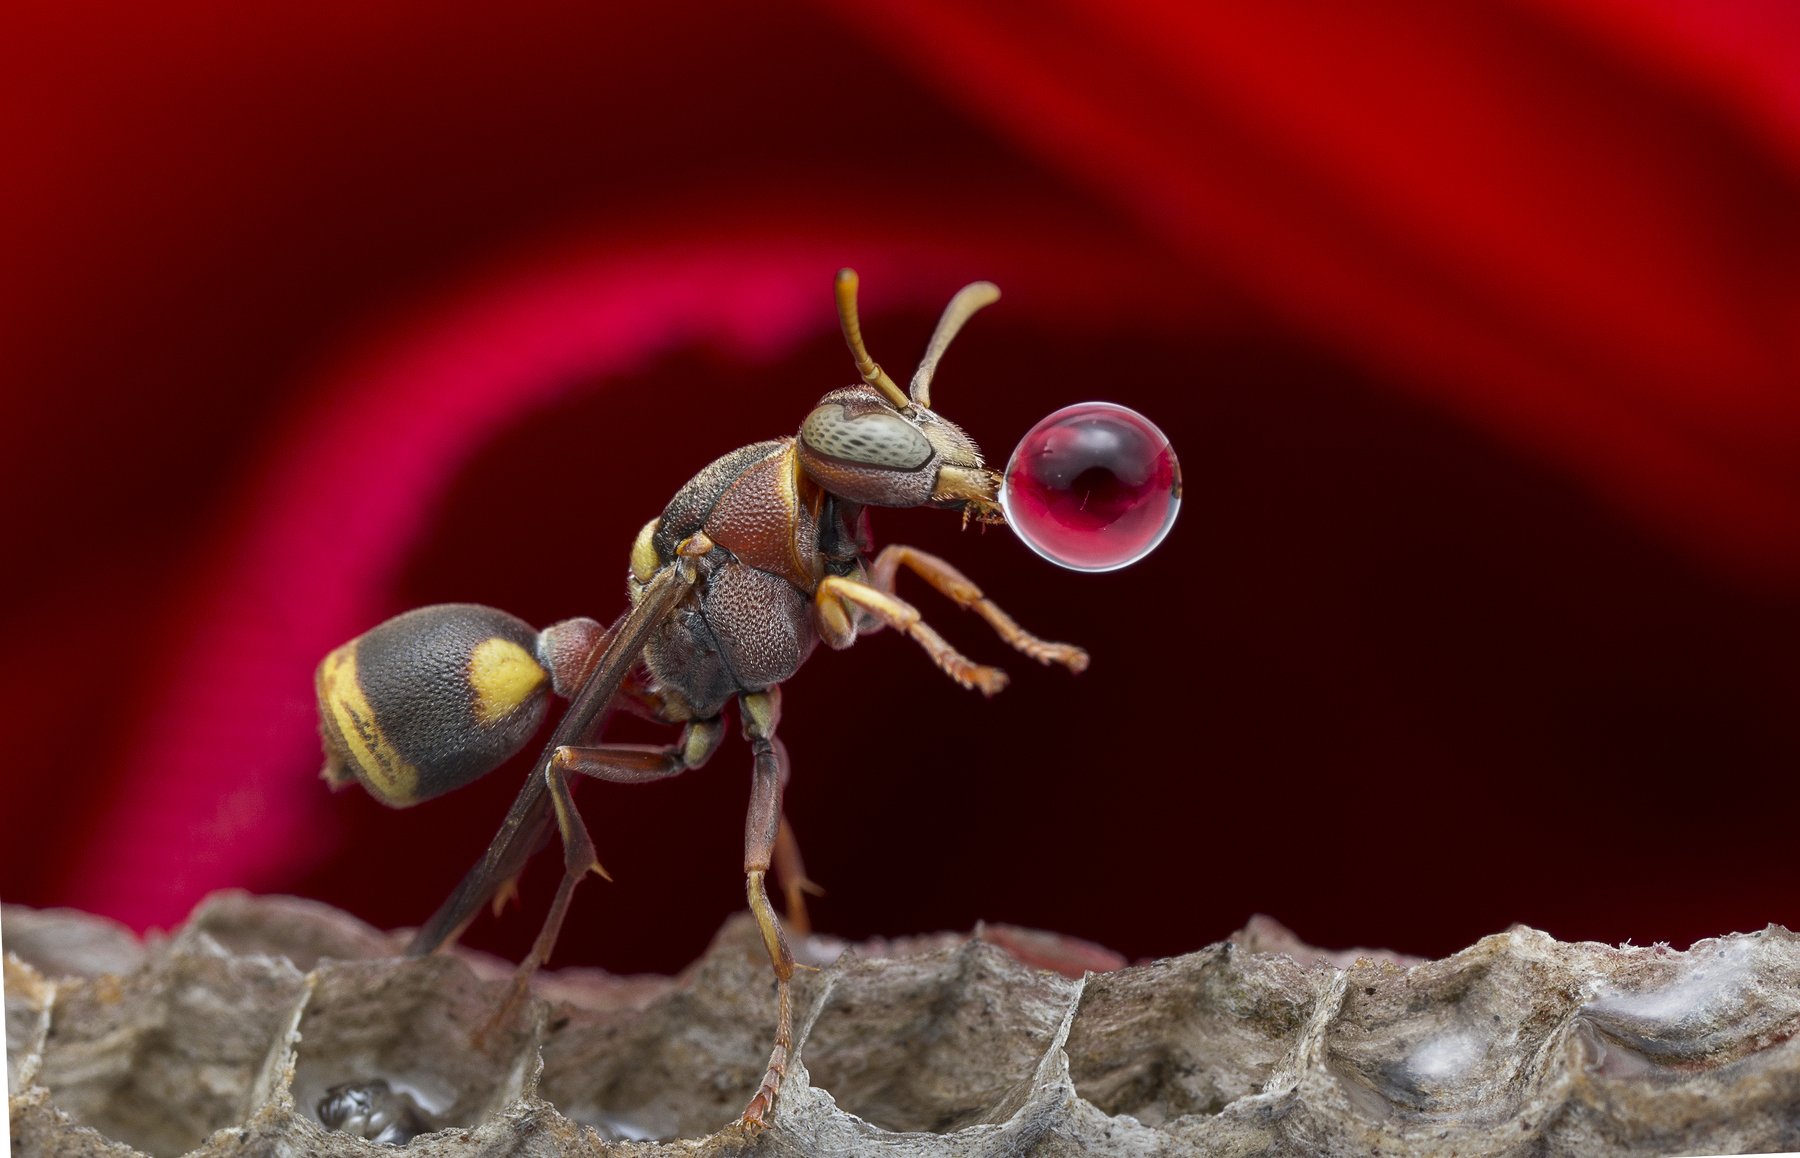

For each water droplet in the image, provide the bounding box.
[1000,402,1180,572]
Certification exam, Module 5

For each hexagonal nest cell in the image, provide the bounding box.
[7,893,1800,1157]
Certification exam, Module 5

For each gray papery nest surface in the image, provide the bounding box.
[6,893,1800,1157]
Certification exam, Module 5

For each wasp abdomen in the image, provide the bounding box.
[316,604,566,806]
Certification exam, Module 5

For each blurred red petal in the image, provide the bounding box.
[833,0,1800,580]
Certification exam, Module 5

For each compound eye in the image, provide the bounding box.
[800,403,932,470]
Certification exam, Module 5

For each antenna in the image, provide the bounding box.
[909,281,999,409]
[834,269,912,411]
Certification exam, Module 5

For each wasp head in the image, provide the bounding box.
[794,270,1004,523]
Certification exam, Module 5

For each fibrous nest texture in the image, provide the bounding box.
[7,894,1800,1157]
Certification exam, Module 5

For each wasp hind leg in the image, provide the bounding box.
[772,813,823,936]
[488,716,725,1028]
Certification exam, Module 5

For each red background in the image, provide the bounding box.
[5,1,1799,974]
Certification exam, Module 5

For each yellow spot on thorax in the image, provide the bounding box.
[468,637,547,726]
[630,518,662,584]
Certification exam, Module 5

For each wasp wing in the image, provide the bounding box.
[405,560,697,956]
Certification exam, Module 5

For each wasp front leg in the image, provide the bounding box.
[869,545,1088,673]
[816,574,1010,695]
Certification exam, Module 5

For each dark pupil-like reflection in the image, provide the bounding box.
[1066,464,1139,522]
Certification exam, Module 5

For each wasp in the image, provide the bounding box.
[315,270,1089,1126]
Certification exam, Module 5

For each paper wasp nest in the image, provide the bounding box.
[7,894,1800,1157]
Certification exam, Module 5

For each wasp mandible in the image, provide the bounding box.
[315,270,1090,1126]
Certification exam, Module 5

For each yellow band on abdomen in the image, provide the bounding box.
[317,643,421,804]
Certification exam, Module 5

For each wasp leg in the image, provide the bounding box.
[816,575,1009,696]
[489,873,524,919]
[477,718,721,1033]
[869,544,1088,673]
[554,718,726,787]
[407,551,703,961]
[517,717,726,977]
[762,697,822,933]
[738,689,798,1128]
[557,706,818,931]
[772,815,822,936]
[609,669,673,722]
